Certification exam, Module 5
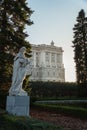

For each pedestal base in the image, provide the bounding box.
[6,96,30,116]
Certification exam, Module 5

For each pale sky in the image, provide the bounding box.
[26,0,87,82]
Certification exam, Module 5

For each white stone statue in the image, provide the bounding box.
[9,47,31,96]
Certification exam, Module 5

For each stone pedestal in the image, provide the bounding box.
[6,96,30,116]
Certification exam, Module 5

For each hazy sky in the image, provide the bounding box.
[26,0,87,82]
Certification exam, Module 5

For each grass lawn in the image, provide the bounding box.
[0,109,64,130]
[34,101,87,119]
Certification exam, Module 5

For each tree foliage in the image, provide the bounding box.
[72,9,87,84]
[0,0,33,89]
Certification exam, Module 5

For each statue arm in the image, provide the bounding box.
[19,58,30,67]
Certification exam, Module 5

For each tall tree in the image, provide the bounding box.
[72,9,87,84]
[0,0,33,89]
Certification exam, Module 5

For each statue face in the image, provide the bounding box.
[20,47,26,54]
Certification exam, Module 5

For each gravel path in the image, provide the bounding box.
[30,108,87,130]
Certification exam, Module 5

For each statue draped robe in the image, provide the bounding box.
[9,52,29,96]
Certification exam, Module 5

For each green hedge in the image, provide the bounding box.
[1,82,87,109]
[30,82,78,99]
[78,83,87,97]
[30,82,87,100]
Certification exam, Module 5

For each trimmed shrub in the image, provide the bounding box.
[30,82,78,99]
[30,82,87,100]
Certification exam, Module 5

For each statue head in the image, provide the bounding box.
[19,47,26,54]
[14,47,26,61]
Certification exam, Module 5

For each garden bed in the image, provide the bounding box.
[0,112,62,130]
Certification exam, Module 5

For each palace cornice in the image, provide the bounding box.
[31,44,63,52]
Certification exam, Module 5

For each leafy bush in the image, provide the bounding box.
[30,82,87,100]
[0,82,10,109]
[0,90,8,109]
[30,82,77,99]
[0,114,62,130]
[78,83,87,97]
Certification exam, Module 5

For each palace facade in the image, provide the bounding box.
[29,41,65,82]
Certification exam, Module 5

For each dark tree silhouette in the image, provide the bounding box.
[0,0,33,89]
[72,9,87,84]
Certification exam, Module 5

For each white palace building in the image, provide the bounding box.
[29,41,65,82]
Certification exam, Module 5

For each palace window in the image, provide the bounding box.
[36,52,39,67]
[45,52,50,62]
[57,54,61,63]
[51,53,55,62]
